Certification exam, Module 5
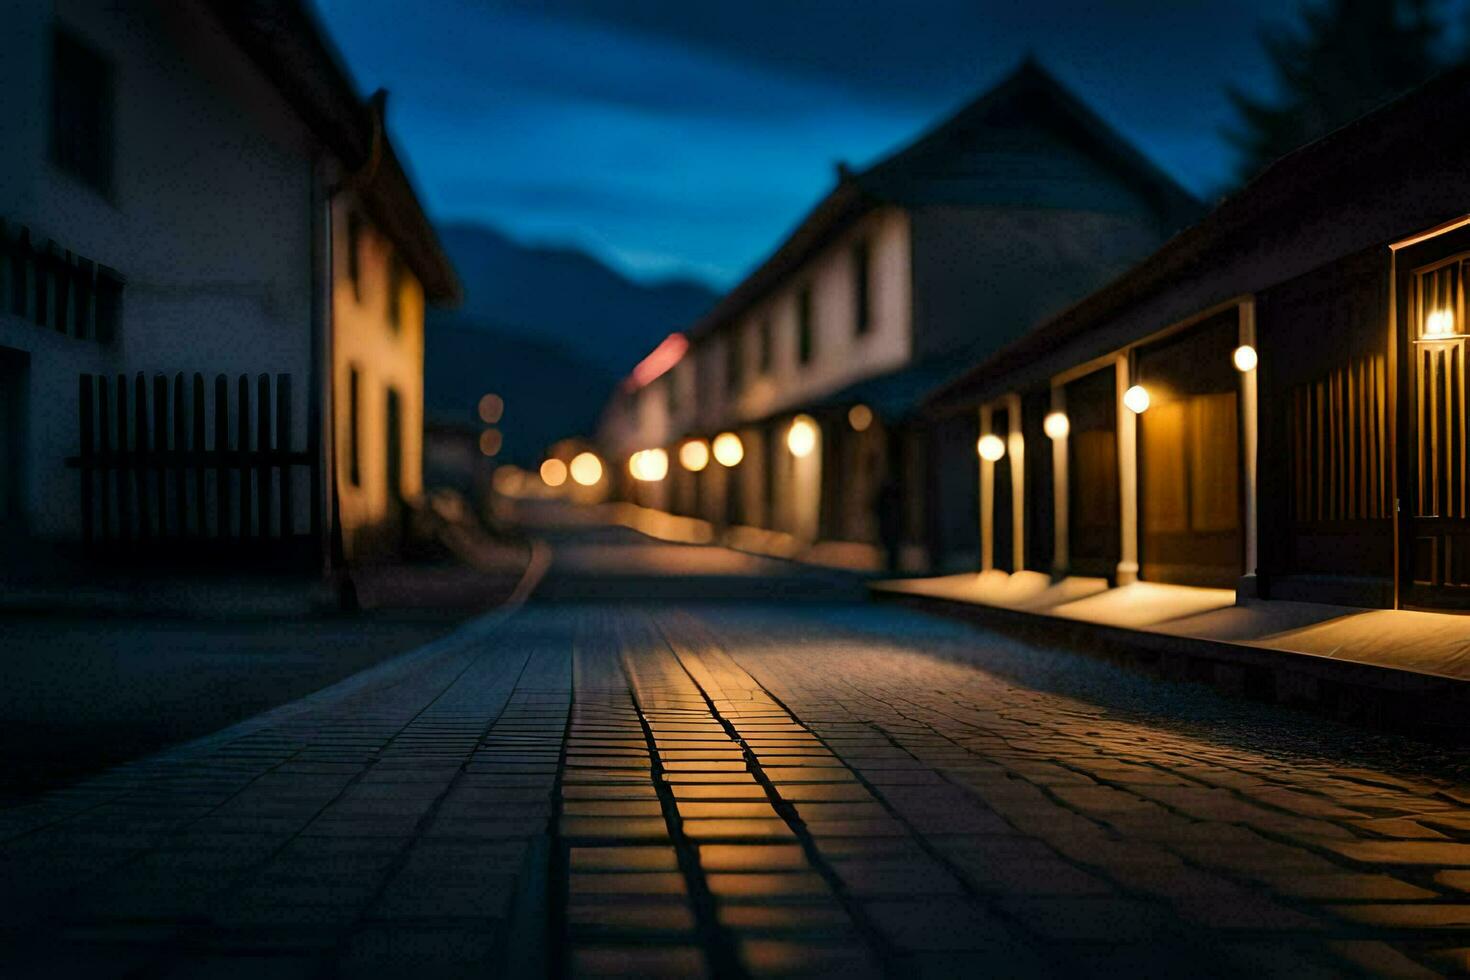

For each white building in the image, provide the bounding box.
[600,62,1198,571]
[0,0,458,566]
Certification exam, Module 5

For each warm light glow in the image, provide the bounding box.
[477,393,504,424]
[976,433,1006,461]
[787,415,818,458]
[540,458,567,487]
[569,451,603,486]
[848,404,873,432]
[1425,308,1456,338]
[629,333,689,389]
[629,448,669,482]
[679,439,710,472]
[1232,344,1258,372]
[1043,411,1070,440]
[1123,384,1151,414]
[478,429,503,456]
[712,432,744,467]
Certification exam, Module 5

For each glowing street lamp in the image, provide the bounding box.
[569,451,603,486]
[787,415,818,458]
[976,433,1006,462]
[848,404,873,432]
[630,448,669,482]
[1123,384,1151,414]
[1232,345,1258,372]
[1043,411,1070,440]
[712,432,744,467]
[540,458,567,487]
[679,439,710,472]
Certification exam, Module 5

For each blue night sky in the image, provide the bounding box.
[312,1,1300,289]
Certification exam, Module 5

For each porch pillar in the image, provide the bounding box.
[1050,382,1068,578]
[1239,299,1259,597]
[1115,355,1139,585]
[979,404,994,572]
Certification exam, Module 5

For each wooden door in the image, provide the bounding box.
[1400,230,1470,608]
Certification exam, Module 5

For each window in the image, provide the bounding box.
[666,365,679,417]
[347,366,361,487]
[758,317,772,374]
[852,239,872,335]
[797,288,814,366]
[50,28,113,195]
[726,328,742,393]
[346,211,362,302]
[387,253,403,331]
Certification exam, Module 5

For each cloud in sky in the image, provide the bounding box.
[313,0,1292,287]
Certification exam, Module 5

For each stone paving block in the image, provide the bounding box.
[700,845,810,872]
[738,938,881,978]
[996,896,1173,942]
[570,943,709,978]
[1328,903,1470,929]
[567,898,697,937]
[1328,940,1444,978]
[863,898,1020,952]
[334,924,500,979]
[570,846,679,872]
[718,902,854,936]
[570,872,688,897]
[831,859,967,898]
[682,819,796,841]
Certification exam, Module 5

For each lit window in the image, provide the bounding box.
[50,28,113,195]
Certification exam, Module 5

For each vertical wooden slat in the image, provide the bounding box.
[277,374,292,538]
[79,375,94,548]
[153,373,168,537]
[116,375,131,542]
[215,375,230,538]
[238,375,252,540]
[135,374,152,540]
[256,373,271,538]
[97,374,111,541]
[192,374,206,537]
[174,373,187,535]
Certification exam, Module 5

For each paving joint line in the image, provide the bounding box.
[614,611,748,980]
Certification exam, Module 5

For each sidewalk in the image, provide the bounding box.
[872,571,1470,731]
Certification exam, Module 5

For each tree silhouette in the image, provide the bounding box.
[1226,0,1447,184]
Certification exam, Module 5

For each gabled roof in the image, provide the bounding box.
[684,59,1199,343]
[923,60,1470,414]
[201,0,460,305]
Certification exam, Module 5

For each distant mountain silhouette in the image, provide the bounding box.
[423,223,718,467]
[431,222,718,373]
[424,320,617,467]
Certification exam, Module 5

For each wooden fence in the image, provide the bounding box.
[1,218,124,342]
[68,372,321,563]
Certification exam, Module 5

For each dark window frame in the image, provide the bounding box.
[758,317,773,374]
[797,287,814,366]
[852,239,872,336]
[347,366,361,487]
[726,327,742,393]
[50,27,115,197]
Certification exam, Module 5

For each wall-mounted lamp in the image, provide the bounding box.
[540,458,568,488]
[570,451,603,486]
[1232,344,1258,372]
[629,448,669,482]
[1417,308,1466,348]
[679,439,710,472]
[787,415,818,458]
[1123,384,1151,414]
[976,433,1006,461]
[848,404,873,432]
[712,432,744,467]
[1043,411,1070,440]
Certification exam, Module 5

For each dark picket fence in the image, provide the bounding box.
[68,372,321,564]
[0,217,124,342]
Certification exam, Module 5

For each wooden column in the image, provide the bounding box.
[1007,392,1025,572]
[1115,355,1140,585]
[979,404,994,572]
[1239,300,1260,597]
[1050,383,1069,578]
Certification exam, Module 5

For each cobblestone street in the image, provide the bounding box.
[4,531,1470,977]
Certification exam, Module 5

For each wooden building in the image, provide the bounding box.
[927,63,1470,612]
[0,0,458,568]
[598,61,1198,571]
